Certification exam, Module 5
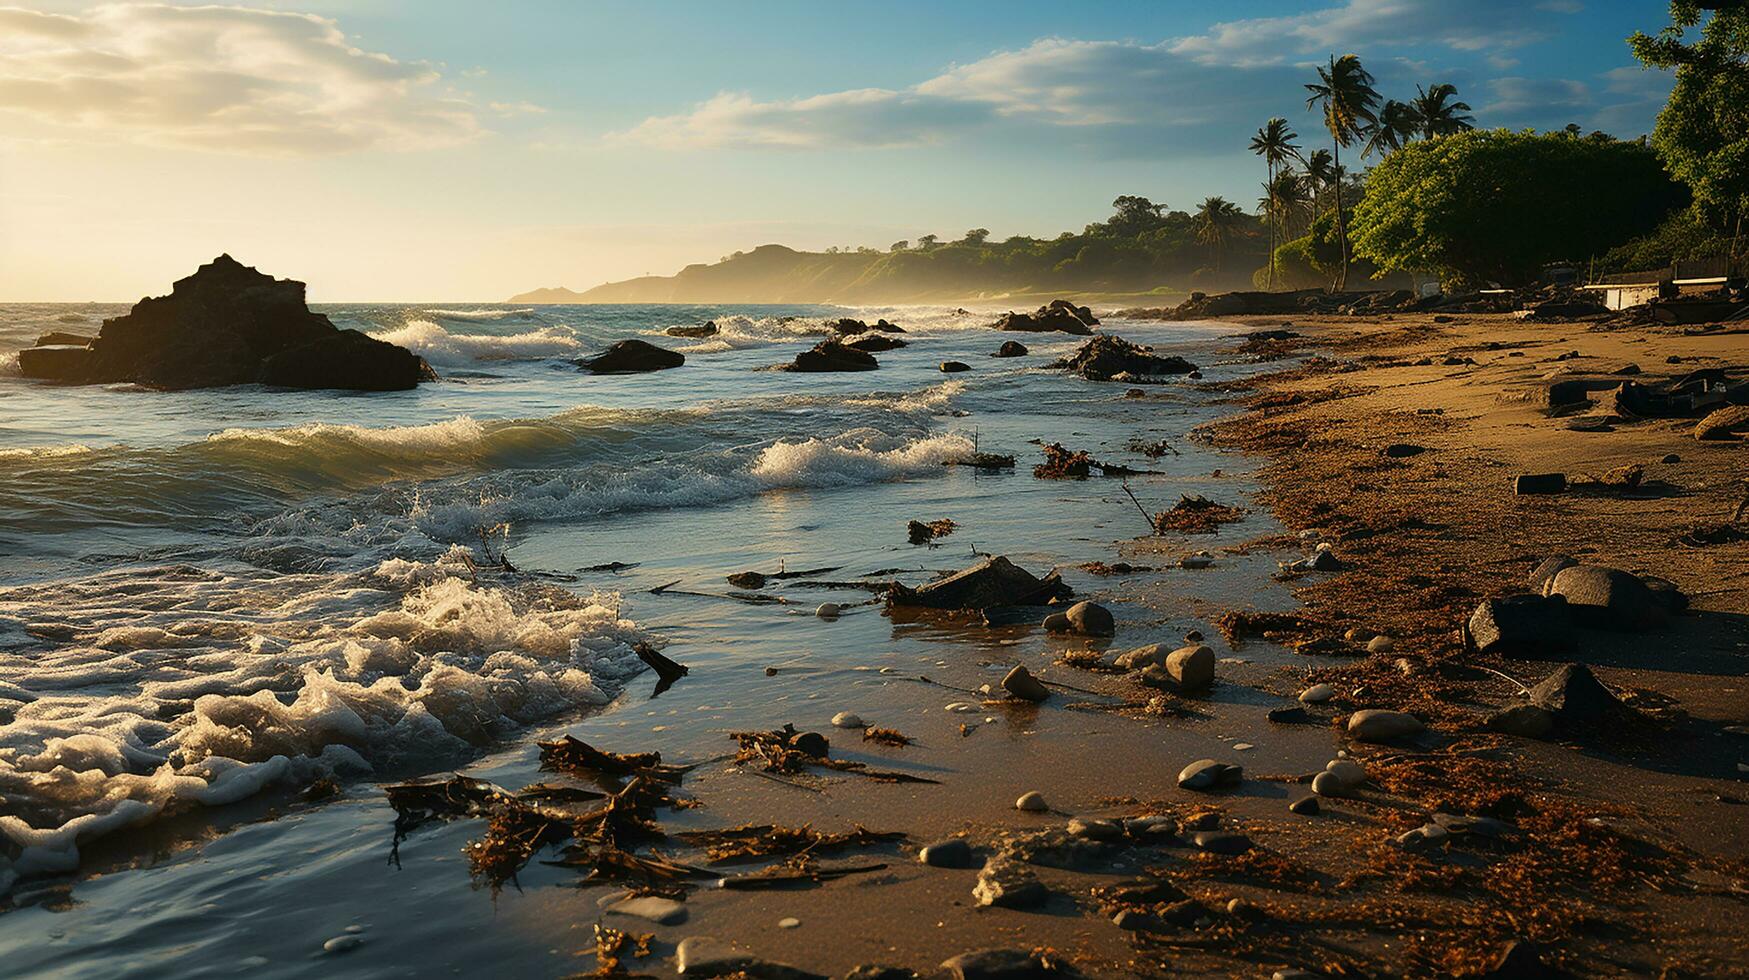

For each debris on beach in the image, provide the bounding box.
[677,823,904,863]
[887,555,1071,611]
[1053,334,1197,381]
[1152,495,1246,534]
[723,564,844,590]
[729,724,940,783]
[943,451,1017,470]
[861,726,913,747]
[1079,560,1153,575]
[632,641,688,696]
[906,518,958,544]
[1032,442,1155,479]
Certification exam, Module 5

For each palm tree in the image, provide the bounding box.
[1304,54,1379,290]
[1249,117,1301,289]
[1262,169,1313,241]
[1303,148,1335,219]
[1409,83,1475,139]
[1194,196,1245,274]
[1361,100,1422,160]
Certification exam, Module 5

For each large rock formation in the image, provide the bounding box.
[576,339,685,374]
[16,255,433,391]
[1053,335,1197,381]
[776,340,879,372]
[994,300,1097,335]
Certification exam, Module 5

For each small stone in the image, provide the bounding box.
[322,935,364,955]
[940,361,971,373]
[778,917,800,929]
[843,967,915,980]
[1226,898,1265,920]
[1661,453,1680,464]
[1180,552,1214,569]
[1040,612,1071,632]
[1015,791,1048,812]
[1064,601,1115,636]
[1111,909,1162,932]
[1365,635,1395,653]
[764,666,778,676]
[1165,645,1216,693]
[1180,811,1221,831]
[1288,796,1320,816]
[675,937,813,979]
[1000,665,1050,702]
[919,839,976,868]
[1177,759,1242,791]
[1311,771,1348,798]
[1114,644,1169,670]
[973,860,1048,908]
[1122,815,1179,840]
[816,602,842,619]
[831,711,865,729]
[1299,683,1335,704]
[1066,817,1124,841]
[1347,709,1424,742]
[1190,831,1251,855]
[608,895,687,925]
[1266,705,1314,725]
[1184,629,1204,641]
[1343,627,1373,643]
[1324,759,1367,787]
[1107,878,1187,904]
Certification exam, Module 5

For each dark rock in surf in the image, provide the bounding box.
[665,321,718,338]
[993,341,1029,358]
[846,334,907,353]
[887,555,1070,611]
[994,300,1097,336]
[780,341,878,373]
[34,331,93,347]
[576,338,685,374]
[1053,335,1196,382]
[940,361,971,373]
[14,255,433,391]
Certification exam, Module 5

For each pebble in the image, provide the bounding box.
[1184,629,1204,642]
[1288,796,1320,816]
[1343,627,1373,643]
[1299,683,1336,704]
[816,602,841,619]
[1311,771,1350,798]
[1041,611,1071,632]
[1365,635,1395,653]
[944,702,978,713]
[1165,645,1216,693]
[322,935,364,955]
[1180,552,1215,569]
[777,917,800,929]
[1325,758,1367,787]
[1191,831,1252,855]
[973,860,1048,908]
[1233,742,1254,751]
[1000,664,1050,702]
[764,666,778,676]
[919,839,976,868]
[1114,644,1169,670]
[830,711,865,729]
[1066,816,1125,841]
[1226,898,1265,920]
[1177,759,1242,791]
[1662,453,1681,464]
[609,895,688,925]
[1015,791,1048,812]
[1347,708,1425,742]
[1123,815,1179,840]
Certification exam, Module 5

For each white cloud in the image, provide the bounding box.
[0,3,484,154]
[617,89,996,150]
[1167,0,1576,67]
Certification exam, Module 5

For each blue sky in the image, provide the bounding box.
[0,1,1676,299]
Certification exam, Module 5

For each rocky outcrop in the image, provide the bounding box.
[576,339,685,374]
[993,340,1028,358]
[15,255,433,391]
[846,334,907,353]
[888,555,1071,610]
[832,317,905,335]
[994,300,1097,335]
[778,340,879,372]
[1052,335,1197,382]
[665,321,718,338]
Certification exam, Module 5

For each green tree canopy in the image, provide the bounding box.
[1630,1,1749,232]
[1351,129,1687,287]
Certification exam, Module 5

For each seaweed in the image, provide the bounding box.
[676,823,905,863]
[907,518,958,544]
[1153,495,1246,534]
[861,726,913,747]
[729,724,940,783]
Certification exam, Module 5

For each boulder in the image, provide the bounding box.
[665,321,718,338]
[1064,601,1115,636]
[577,339,684,374]
[1695,405,1749,440]
[1053,335,1197,382]
[1527,555,1578,592]
[993,341,1029,358]
[846,335,907,353]
[34,331,93,347]
[1542,566,1669,631]
[1346,709,1424,742]
[993,301,1096,335]
[1466,594,1572,656]
[1530,663,1628,726]
[1001,665,1050,702]
[940,361,971,373]
[1177,759,1242,790]
[1485,704,1556,739]
[15,255,432,391]
[781,341,878,373]
[1164,645,1215,692]
[887,555,1071,610]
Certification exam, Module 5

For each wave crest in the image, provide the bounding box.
[370,319,582,365]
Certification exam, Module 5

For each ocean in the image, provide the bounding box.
[0,302,1288,976]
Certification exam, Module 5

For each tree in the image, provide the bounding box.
[1249,117,1301,288]
[889,240,909,252]
[1409,83,1475,139]
[916,234,939,249]
[1304,54,1380,289]
[1303,148,1336,218]
[1631,1,1749,264]
[1194,196,1246,272]
[1361,100,1422,160]
[1350,129,1687,288]
[1261,169,1312,242]
[962,228,990,245]
[1102,195,1169,236]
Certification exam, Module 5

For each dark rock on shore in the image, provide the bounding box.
[1466,594,1572,656]
[1541,565,1672,631]
[994,300,1097,335]
[16,255,433,391]
[941,948,1076,979]
[780,341,879,372]
[887,555,1070,610]
[576,338,685,374]
[1053,335,1197,382]
[993,340,1028,358]
[1531,663,1629,726]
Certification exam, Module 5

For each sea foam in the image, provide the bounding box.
[369,319,582,366]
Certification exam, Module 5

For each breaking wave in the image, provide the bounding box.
[369,319,583,366]
[423,307,539,321]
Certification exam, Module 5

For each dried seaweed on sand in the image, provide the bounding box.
[729,724,940,783]
[676,823,905,863]
[1153,495,1246,534]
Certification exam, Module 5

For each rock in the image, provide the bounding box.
[1661,453,1681,464]
[34,330,94,347]
[846,334,907,353]
[830,711,864,728]
[973,860,1049,908]
[1190,831,1251,855]
[1113,644,1169,670]
[1383,443,1427,458]
[1311,771,1349,798]
[919,839,976,869]
[1288,796,1320,815]
[1466,594,1572,655]
[940,361,971,373]
[666,321,718,338]
[1514,473,1567,495]
[322,935,364,954]
[16,255,433,391]
[1106,878,1187,905]
[727,571,768,590]
[676,937,822,979]
[1066,817,1124,841]
[993,341,1029,358]
[1528,556,1579,592]
[1164,645,1215,692]
[1346,709,1424,742]
[1001,665,1050,703]
[1695,405,1749,440]
[1111,909,1164,933]
[816,603,842,619]
[1184,629,1204,642]
[1299,683,1335,704]
[577,338,684,374]
[1177,759,1242,791]
[1064,601,1115,636]
[1015,791,1049,812]
[608,895,687,924]
[1052,335,1196,381]
[1432,812,1513,838]
[1040,612,1071,632]
[789,730,830,758]
[1530,663,1627,725]
[781,340,879,373]
[994,301,1097,335]
[1365,635,1395,654]
[1485,703,1557,738]
[1325,759,1367,787]
[888,556,1071,611]
[1266,705,1315,725]
[843,967,914,980]
[1122,815,1179,841]
[940,948,1064,980]
[1542,566,1668,631]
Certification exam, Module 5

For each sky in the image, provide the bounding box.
[0,0,1678,301]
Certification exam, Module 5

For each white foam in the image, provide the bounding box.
[370,319,582,365]
[422,308,538,321]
